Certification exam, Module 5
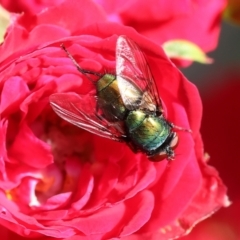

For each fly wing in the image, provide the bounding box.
[50,92,125,141]
[116,35,163,112]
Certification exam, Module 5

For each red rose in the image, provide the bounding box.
[0,0,227,239]
[94,0,227,54]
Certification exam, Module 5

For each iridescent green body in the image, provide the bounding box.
[97,74,127,121]
[96,74,172,156]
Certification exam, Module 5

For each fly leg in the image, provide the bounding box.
[168,122,192,133]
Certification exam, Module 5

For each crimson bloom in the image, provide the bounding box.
[0,0,227,239]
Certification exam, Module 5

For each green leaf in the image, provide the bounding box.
[0,5,10,43]
[162,40,213,64]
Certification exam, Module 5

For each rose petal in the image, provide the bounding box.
[120,190,154,237]
[0,77,29,114]
[8,123,53,168]
[64,203,126,239]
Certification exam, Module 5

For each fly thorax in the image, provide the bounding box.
[96,74,127,121]
[96,74,116,92]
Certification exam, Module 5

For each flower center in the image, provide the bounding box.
[4,108,93,212]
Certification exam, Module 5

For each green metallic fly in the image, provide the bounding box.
[50,36,189,161]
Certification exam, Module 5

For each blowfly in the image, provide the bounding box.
[50,36,190,161]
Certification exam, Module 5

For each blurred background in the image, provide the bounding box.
[181,20,240,240]
[182,21,240,90]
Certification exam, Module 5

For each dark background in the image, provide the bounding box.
[182,21,240,90]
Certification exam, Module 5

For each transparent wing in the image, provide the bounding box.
[49,92,126,141]
[116,35,163,112]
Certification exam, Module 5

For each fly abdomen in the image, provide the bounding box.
[125,110,171,154]
[96,74,127,121]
